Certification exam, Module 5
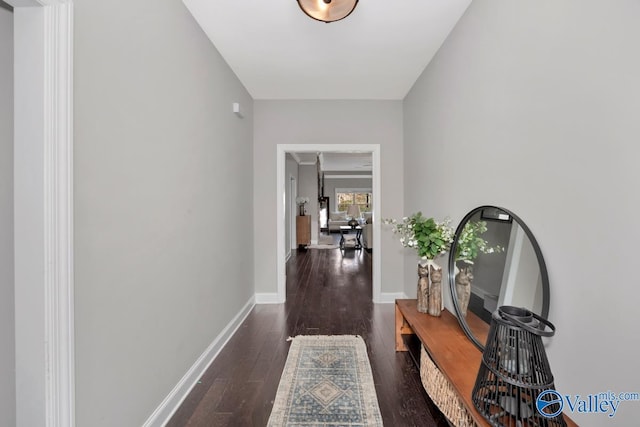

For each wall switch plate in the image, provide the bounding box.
[232,102,244,118]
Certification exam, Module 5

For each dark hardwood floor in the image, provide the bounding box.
[167,243,449,426]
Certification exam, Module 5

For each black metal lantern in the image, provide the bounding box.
[472,306,566,427]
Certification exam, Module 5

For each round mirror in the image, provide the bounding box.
[448,206,550,351]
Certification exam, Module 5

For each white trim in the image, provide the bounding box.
[290,152,302,164]
[378,292,410,304]
[44,4,74,426]
[12,1,75,426]
[277,144,382,304]
[324,174,373,179]
[288,151,317,166]
[371,147,382,303]
[255,293,282,304]
[142,297,255,427]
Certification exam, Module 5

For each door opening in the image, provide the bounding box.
[276,144,382,303]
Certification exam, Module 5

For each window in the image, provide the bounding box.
[335,188,372,213]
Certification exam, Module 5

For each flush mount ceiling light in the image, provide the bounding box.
[297,0,359,23]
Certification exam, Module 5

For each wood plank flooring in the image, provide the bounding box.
[167,244,449,426]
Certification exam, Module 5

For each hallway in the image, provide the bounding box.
[167,248,448,426]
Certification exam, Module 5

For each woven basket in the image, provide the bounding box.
[420,346,477,427]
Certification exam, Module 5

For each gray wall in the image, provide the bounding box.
[284,154,298,256]
[0,6,15,427]
[404,1,640,425]
[254,100,405,295]
[74,0,253,425]
[298,164,319,243]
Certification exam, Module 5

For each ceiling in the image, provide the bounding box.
[321,152,371,172]
[291,152,372,172]
[182,0,472,100]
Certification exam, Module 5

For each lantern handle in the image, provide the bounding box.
[500,310,556,337]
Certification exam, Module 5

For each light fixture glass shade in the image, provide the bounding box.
[346,204,361,219]
[347,204,361,228]
[297,0,359,23]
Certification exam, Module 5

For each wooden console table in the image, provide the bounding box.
[395,299,577,426]
[296,215,311,248]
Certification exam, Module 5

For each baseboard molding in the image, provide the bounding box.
[142,296,255,427]
[255,293,283,304]
[377,292,409,303]
[285,250,291,262]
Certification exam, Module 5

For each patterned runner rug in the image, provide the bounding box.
[306,244,340,249]
[318,234,335,245]
[267,335,383,426]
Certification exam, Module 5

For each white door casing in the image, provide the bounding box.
[10,0,75,426]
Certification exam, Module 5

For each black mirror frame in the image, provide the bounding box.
[448,205,551,351]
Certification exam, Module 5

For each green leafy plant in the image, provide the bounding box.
[455,220,503,263]
[383,212,454,260]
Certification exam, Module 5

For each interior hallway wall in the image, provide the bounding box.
[404,1,640,425]
[298,164,318,243]
[0,4,15,426]
[73,0,253,425]
[285,154,299,256]
[253,100,405,296]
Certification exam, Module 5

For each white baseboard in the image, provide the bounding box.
[142,296,255,427]
[255,293,283,304]
[285,250,291,262]
[377,292,409,303]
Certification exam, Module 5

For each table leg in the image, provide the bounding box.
[395,303,414,351]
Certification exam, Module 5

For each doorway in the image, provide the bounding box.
[276,144,382,303]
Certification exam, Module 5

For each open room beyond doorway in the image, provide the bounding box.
[276,144,382,303]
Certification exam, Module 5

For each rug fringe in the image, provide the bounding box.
[286,334,362,341]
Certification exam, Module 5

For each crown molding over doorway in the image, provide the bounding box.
[274,144,382,304]
[10,1,75,426]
